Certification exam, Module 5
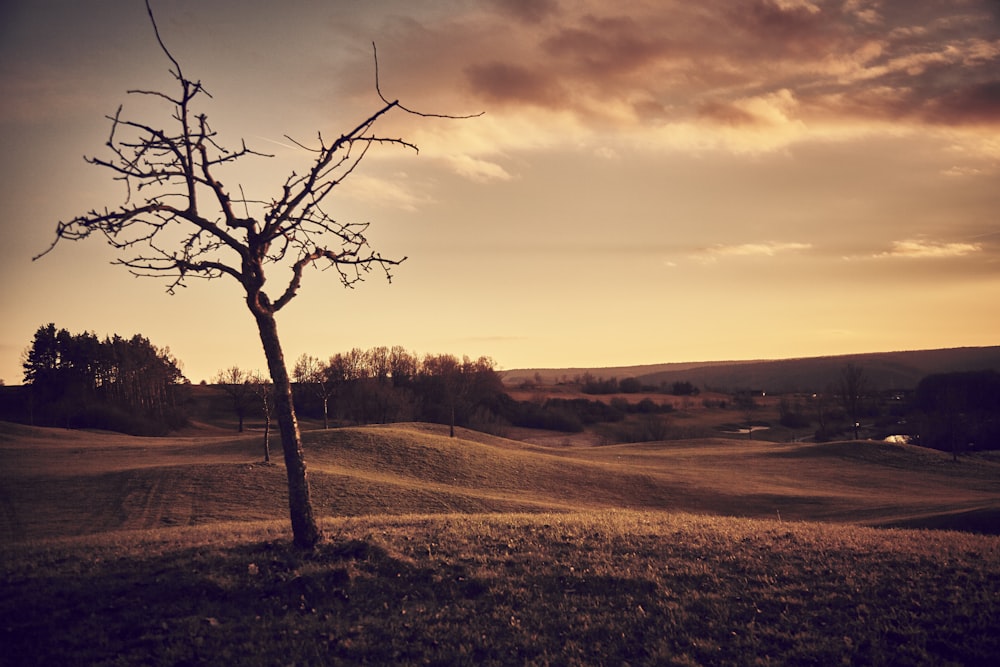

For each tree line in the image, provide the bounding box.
[577,374,700,397]
[215,348,506,438]
[20,323,187,434]
[222,348,678,437]
[911,369,1000,459]
[14,325,1000,456]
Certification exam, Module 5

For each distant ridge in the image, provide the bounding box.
[503,346,1000,393]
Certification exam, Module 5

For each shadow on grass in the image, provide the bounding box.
[3,515,999,666]
[0,538,441,665]
[2,535,674,666]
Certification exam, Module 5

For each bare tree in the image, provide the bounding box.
[421,353,463,437]
[811,390,831,440]
[213,366,254,433]
[33,1,476,548]
[838,363,868,440]
[292,353,334,430]
[250,371,274,463]
[733,390,758,440]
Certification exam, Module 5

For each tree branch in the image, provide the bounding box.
[271,247,407,312]
[373,42,484,120]
[37,4,474,324]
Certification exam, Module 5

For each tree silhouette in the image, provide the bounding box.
[33,1,475,548]
[838,363,868,441]
[22,323,185,432]
[250,371,274,464]
[292,353,334,430]
[213,366,254,434]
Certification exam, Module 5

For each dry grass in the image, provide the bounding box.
[2,511,998,665]
[2,420,1000,664]
[3,420,999,543]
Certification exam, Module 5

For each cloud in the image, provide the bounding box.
[490,0,560,23]
[443,154,513,182]
[923,79,1000,125]
[692,241,813,263]
[941,165,986,177]
[338,0,1000,168]
[340,173,435,212]
[541,14,674,79]
[465,62,564,108]
[873,239,982,259]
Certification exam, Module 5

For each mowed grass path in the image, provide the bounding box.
[2,421,1000,665]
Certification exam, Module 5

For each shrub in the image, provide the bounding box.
[618,377,643,394]
[599,415,673,443]
[778,398,811,428]
[545,398,625,425]
[671,381,700,396]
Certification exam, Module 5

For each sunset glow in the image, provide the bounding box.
[1,0,998,383]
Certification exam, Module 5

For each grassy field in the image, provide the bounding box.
[2,420,999,664]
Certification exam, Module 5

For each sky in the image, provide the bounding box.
[1,0,999,384]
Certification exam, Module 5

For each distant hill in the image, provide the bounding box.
[504,346,1000,393]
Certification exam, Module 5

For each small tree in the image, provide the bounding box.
[292,354,334,429]
[214,366,254,433]
[33,2,474,548]
[420,353,462,437]
[733,390,758,439]
[838,363,867,440]
[250,371,274,463]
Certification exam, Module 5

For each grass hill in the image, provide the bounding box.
[504,345,1000,393]
[4,420,999,542]
[2,421,999,664]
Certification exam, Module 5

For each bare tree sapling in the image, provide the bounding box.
[250,371,274,463]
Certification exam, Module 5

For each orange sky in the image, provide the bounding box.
[2,0,999,384]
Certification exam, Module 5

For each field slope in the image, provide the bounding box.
[2,421,999,665]
[2,420,998,542]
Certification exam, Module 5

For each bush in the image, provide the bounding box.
[494,395,584,433]
[671,381,700,396]
[778,398,811,428]
[467,406,511,437]
[581,377,619,394]
[599,415,673,444]
[40,400,189,436]
[545,398,625,425]
[618,377,643,394]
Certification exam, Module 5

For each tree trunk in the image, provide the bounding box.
[253,310,322,549]
[263,411,271,463]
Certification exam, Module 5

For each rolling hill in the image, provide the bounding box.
[3,420,998,543]
[3,421,1000,665]
[503,345,1000,393]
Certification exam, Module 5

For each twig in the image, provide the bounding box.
[372,42,484,120]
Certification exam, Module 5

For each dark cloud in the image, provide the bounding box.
[542,15,673,76]
[697,100,760,126]
[465,62,563,107]
[491,0,560,24]
[730,0,829,42]
[438,1,1000,128]
[924,80,1000,124]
